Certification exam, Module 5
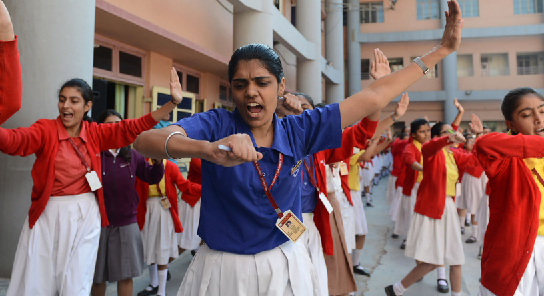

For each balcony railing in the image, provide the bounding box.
[517,66,544,75]
[481,67,510,76]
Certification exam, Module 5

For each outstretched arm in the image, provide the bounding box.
[339,0,463,128]
[451,98,464,129]
[0,0,14,41]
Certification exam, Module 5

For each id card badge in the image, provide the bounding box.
[318,192,333,214]
[85,171,102,191]
[160,196,171,210]
[276,210,306,243]
[340,162,349,175]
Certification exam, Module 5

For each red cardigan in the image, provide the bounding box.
[136,160,202,233]
[0,37,22,125]
[312,117,378,255]
[475,133,544,296]
[402,141,422,196]
[391,139,408,177]
[181,158,202,207]
[0,114,158,228]
[413,136,474,219]
[393,139,410,189]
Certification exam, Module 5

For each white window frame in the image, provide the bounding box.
[93,35,146,86]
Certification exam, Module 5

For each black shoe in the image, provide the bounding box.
[465,219,471,227]
[384,285,396,296]
[167,270,171,281]
[391,233,399,239]
[461,227,465,235]
[353,265,371,277]
[465,236,477,243]
[137,285,158,296]
[366,202,374,207]
[191,249,197,256]
[437,279,449,293]
[400,239,406,249]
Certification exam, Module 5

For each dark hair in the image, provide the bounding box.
[410,118,429,136]
[59,78,94,123]
[315,102,326,108]
[97,109,132,162]
[228,44,284,83]
[431,121,447,138]
[292,92,315,108]
[501,87,544,121]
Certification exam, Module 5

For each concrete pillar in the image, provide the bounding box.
[296,0,322,103]
[0,0,96,277]
[325,0,344,104]
[441,0,458,124]
[233,4,273,49]
[347,0,361,96]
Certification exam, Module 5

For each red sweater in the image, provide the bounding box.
[136,160,202,233]
[475,133,544,296]
[313,117,378,255]
[413,136,474,219]
[181,158,202,207]
[402,141,422,196]
[0,37,22,125]
[390,139,408,177]
[393,139,410,188]
[0,114,158,228]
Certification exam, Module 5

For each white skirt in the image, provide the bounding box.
[362,167,374,188]
[405,196,465,266]
[394,183,419,237]
[476,194,490,242]
[386,176,397,205]
[389,186,403,222]
[459,173,484,213]
[479,236,544,296]
[7,193,100,296]
[337,189,355,251]
[178,198,202,250]
[177,241,320,296]
[351,189,368,236]
[454,183,463,207]
[301,213,329,296]
[141,197,179,265]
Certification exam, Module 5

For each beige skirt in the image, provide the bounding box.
[177,198,201,250]
[338,189,355,251]
[141,197,179,265]
[177,240,320,296]
[460,173,484,213]
[394,183,419,237]
[386,176,397,205]
[389,186,403,222]
[405,196,465,266]
[351,189,368,236]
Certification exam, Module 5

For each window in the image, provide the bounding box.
[152,86,196,123]
[417,0,440,20]
[457,0,479,17]
[93,38,145,85]
[481,53,510,76]
[517,52,544,75]
[361,59,371,80]
[174,66,201,100]
[119,51,142,78]
[93,46,112,71]
[219,83,233,103]
[514,0,543,14]
[457,54,474,77]
[389,58,404,73]
[360,2,384,23]
[411,56,439,78]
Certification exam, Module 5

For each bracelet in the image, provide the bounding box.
[170,99,179,106]
[413,57,430,74]
[390,112,398,123]
[165,131,183,159]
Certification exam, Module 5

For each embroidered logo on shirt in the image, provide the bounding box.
[291,159,303,176]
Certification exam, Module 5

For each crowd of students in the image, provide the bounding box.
[2,1,544,296]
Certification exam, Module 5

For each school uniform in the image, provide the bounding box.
[136,160,201,265]
[460,161,484,214]
[0,37,21,125]
[389,139,410,221]
[178,158,203,251]
[174,106,342,296]
[2,112,158,296]
[349,150,368,236]
[405,136,474,266]
[474,133,544,296]
[476,181,490,242]
[395,140,423,237]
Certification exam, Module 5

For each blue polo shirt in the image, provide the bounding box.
[301,155,318,213]
[174,104,342,254]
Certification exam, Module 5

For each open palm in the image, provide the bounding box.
[370,49,391,80]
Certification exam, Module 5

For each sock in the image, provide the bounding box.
[148,264,158,289]
[437,266,446,280]
[158,269,168,296]
[451,291,462,296]
[459,215,465,228]
[393,281,407,295]
[352,249,362,266]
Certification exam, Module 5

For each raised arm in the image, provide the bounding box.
[0,0,21,125]
[339,0,463,128]
[134,152,165,185]
[451,98,464,130]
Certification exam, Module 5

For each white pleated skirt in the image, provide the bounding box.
[476,194,490,242]
[459,173,484,213]
[389,186,403,222]
[386,176,397,205]
[394,183,419,237]
[178,198,202,250]
[351,189,368,236]
[141,197,179,265]
[301,213,329,296]
[177,241,320,296]
[7,193,100,296]
[338,190,355,251]
[362,167,374,188]
[405,196,465,266]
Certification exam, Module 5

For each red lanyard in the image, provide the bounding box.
[68,138,91,173]
[253,153,284,218]
[303,160,318,191]
[532,168,544,187]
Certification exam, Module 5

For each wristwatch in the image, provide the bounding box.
[413,57,430,75]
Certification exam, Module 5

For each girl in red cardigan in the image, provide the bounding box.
[385,120,476,296]
[475,87,544,296]
[1,55,184,296]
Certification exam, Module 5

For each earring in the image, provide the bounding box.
[278,96,284,100]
